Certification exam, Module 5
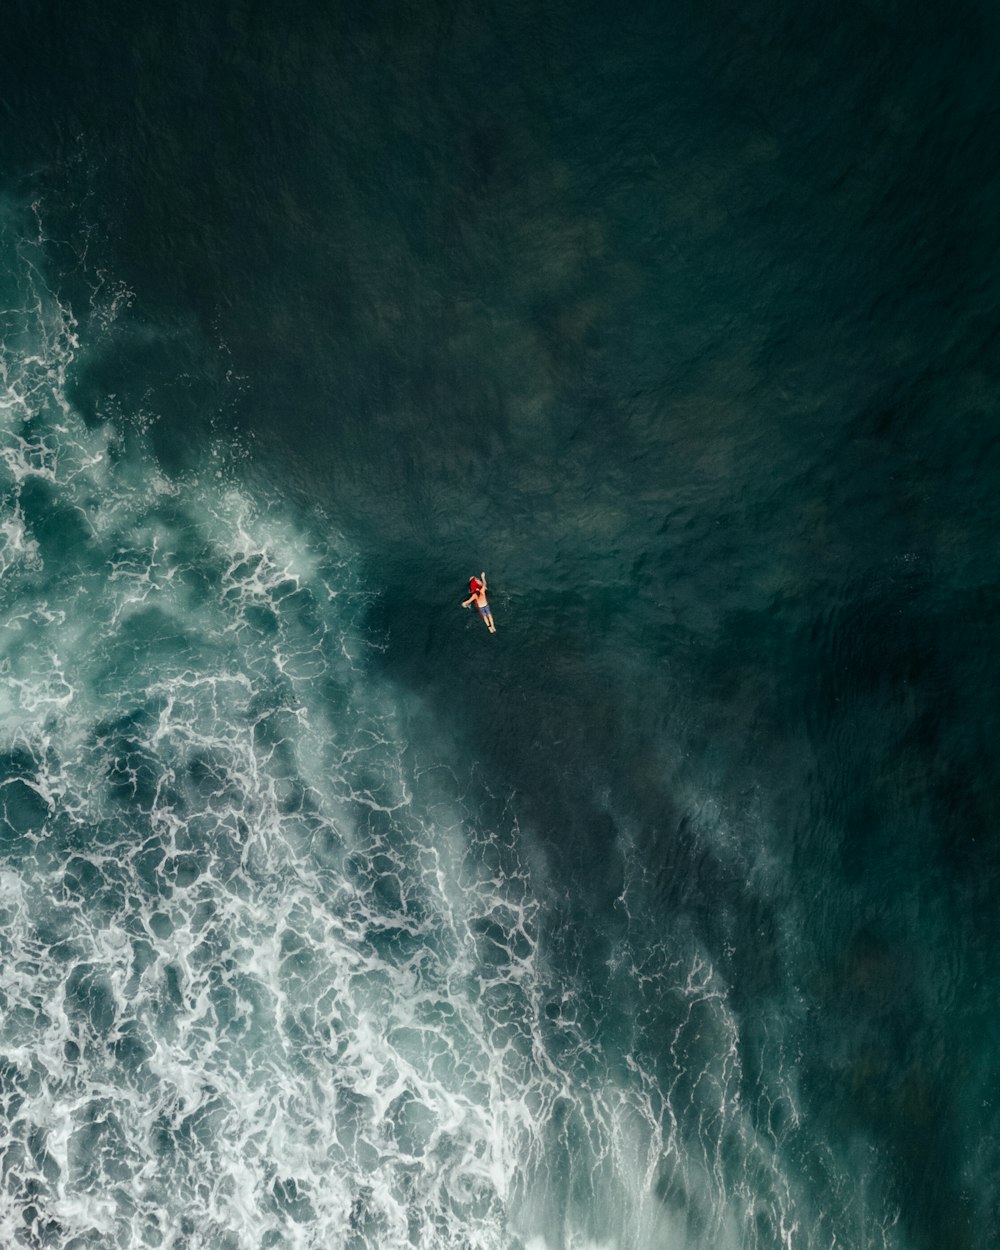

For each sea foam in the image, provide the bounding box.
[0,210,909,1250]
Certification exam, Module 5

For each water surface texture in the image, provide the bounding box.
[1,2,999,1249]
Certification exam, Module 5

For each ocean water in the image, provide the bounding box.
[1,2,999,1249]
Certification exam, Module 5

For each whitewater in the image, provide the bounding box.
[0,209,908,1250]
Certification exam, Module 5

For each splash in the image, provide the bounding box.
[0,208,909,1250]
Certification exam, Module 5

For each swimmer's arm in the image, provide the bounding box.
[461,594,475,608]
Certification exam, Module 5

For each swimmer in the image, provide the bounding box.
[461,571,496,633]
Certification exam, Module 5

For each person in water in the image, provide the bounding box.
[462,571,496,633]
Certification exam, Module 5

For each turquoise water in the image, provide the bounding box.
[2,3,999,1248]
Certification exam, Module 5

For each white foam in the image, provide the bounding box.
[0,207,913,1250]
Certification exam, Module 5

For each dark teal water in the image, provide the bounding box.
[1,2,999,1248]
